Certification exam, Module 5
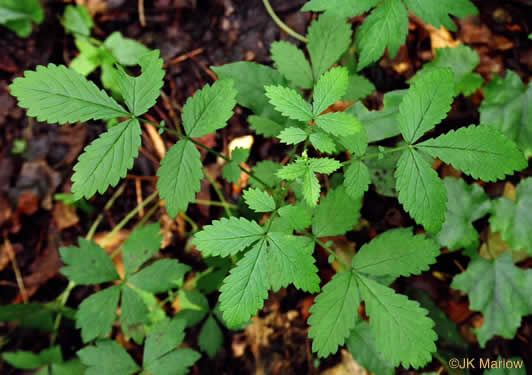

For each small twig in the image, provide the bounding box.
[203,168,233,217]
[3,237,28,303]
[164,48,204,68]
[135,179,145,218]
[138,0,146,27]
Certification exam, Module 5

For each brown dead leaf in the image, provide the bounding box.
[503,182,516,200]
[17,190,39,216]
[94,230,130,279]
[426,24,460,51]
[22,236,62,298]
[52,202,79,230]
[444,300,473,324]
[321,350,366,375]
[0,195,12,227]
[75,0,106,15]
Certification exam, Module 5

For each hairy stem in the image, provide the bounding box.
[262,0,308,43]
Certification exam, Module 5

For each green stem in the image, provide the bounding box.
[203,168,233,217]
[195,199,238,209]
[262,0,308,43]
[138,118,274,192]
[308,234,350,268]
[341,144,411,167]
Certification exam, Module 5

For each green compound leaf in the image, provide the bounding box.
[114,51,164,116]
[417,125,527,182]
[192,217,264,257]
[346,320,395,375]
[403,0,477,32]
[122,223,162,276]
[219,238,270,328]
[278,127,308,145]
[308,270,360,358]
[69,38,101,76]
[129,259,190,293]
[312,66,349,116]
[309,131,336,154]
[307,12,352,78]
[490,178,532,255]
[267,233,320,293]
[410,45,483,95]
[357,274,437,368]
[436,178,491,252]
[102,31,150,66]
[278,204,312,231]
[0,0,44,37]
[352,228,439,279]
[243,188,276,213]
[182,79,237,137]
[270,41,313,89]
[157,139,203,218]
[479,71,532,158]
[78,340,139,375]
[60,238,119,285]
[198,315,223,359]
[343,73,376,101]
[315,111,363,137]
[143,317,186,365]
[344,160,371,199]
[302,0,380,18]
[312,186,361,237]
[9,64,128,124]
[395,148,447,233]
[265,85,313,122]
[451,253,532,346]
[63,4,93,37]
[398,68,455,144]
[211,62,284,117]
[71,118,141,199]
[76,285,121,343]
[355,0,409,71]
[120,285,149,336]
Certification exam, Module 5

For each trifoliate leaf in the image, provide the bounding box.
[417,125,527,181]
[114,51,164,116]
[122,223,162,276]
[157,139,203,217]
[315,111,362,137]
[357,274,437,368]
[352,228,439,278]
[102,31,150,66]
[302,0,379,17]
[78,340,139,375]
[343,73,376,101]
[398,68,455,144]
[278,127,308,145]
[76,285,121,343]
[479,71,532,158]
[355,0,409,70]
[0,0,44,37]
[307,12,352,78]
[63,4,93,37]
[219,238,270,328]
[120,285,149,336]
[143,317,186,365]
[312,67,349,116]
[308,270,360,357]
[309,157,342,174]
[310,131,336,153]
[436,178,491,251]
[249,161,282,189]
[265,85,313,122]
[192,217,264,257]
[344,160,370,199]
[451,253,532,346]
[267,233,320,292]
[211,62,284,117]
[60,238,119,285]
[248,115,284,137]
[71,118,141,199]
[182,79,237,137]
[278,204,312,231]
[9,64,128,124]
[395,148,447,233]
[270,41,313,89]
[410,45,482,95]
[346,320,395,375]
[312,186,361,237]
[129,259,190,293]
[144,349,200,375]
[348,89,406,142]
[198,315,223,359]
[489,178,532,254]
[243,188,276,213]
[303,168,321,207]
[403,0,477,32]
